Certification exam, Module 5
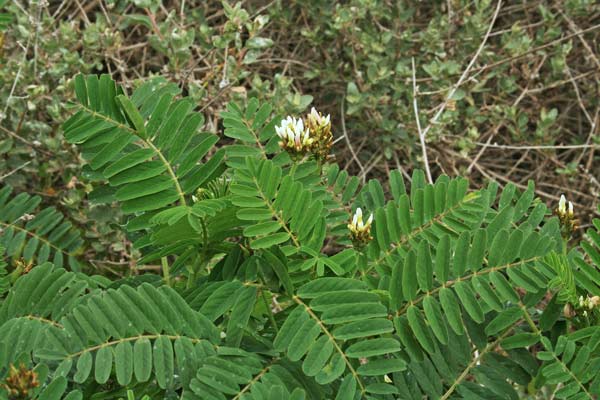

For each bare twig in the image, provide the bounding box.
[407,23,600,85]
[357,153,383,182]
[32,0,44,76]
[411,57,433,183]
[0,161,31,181]
[557,7,600,70]
[565,67,594,126]
[1,37,29,122]
[471,142,600,150]
[467,55,546,173]
[392,152,412,182]
[339,98,365,182]
[526,69,597,94]
[73,0,91,25]
[414,0,503,182]
[566,65,598,167]
[0,125,53,157]
[420,0,503,139]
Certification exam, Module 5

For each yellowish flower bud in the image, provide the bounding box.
[555,194,577,239]
[305,107,333,161]
[563,303,575,318]
[348,207,373,245]
[568,201,574,217]
[558,194,567,215]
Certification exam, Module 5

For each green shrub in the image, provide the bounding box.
[1,74,600,399]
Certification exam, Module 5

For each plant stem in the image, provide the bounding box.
[186,256,200,290]
[289,162,298,180]
[161,257,171,287]
[186,217,210,290]
[9,264,24,284]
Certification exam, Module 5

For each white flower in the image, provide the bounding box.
[558,194,567,215]
[275,116,313,151]
[568,201,574,217]
[348,207,373,235]
[579,295,600,311]
[308,107,331,128]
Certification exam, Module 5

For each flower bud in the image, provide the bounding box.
[563,303,575,318]
[305,107,333,161]
[1,363,39,398]
[348,207,373,245]
[555,194,577,239]
[558,194,567,215]
[568,201,574,217]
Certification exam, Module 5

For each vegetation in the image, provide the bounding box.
[0,72,599,399]
[1,1,600,399]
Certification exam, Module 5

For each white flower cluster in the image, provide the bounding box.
[579,295,600,310]
[558,194,574,217]
[348,207,373,240]
[275,116,313,152]
[566,294,600,318]
[274,108,333,160]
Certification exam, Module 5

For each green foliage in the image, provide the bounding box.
[0,246,8,297]
[2,0,598,277]
[0,0,10,32]
[1,73,600,399]
[64,74,220,213]
[0,186,84,270]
